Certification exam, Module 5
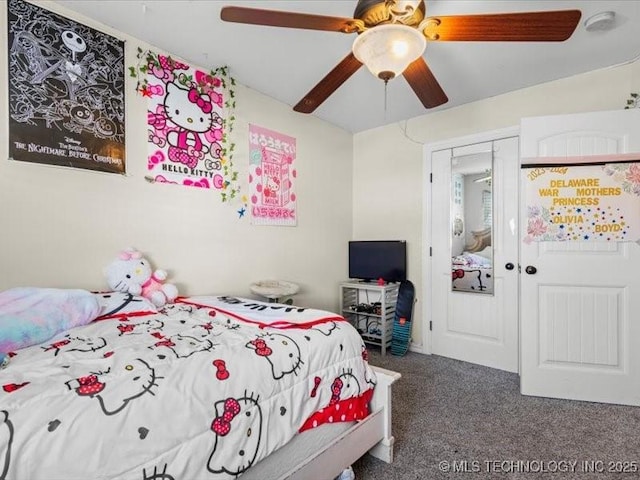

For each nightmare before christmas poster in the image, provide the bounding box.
[7,0,125,174]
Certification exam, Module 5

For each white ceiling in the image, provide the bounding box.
[53,1,640,133]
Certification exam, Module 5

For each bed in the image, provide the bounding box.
[451,234,494,293]
[0,290,399,480]
[451,261,493,293]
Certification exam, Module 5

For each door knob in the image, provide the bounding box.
[505,262,515,270]
[525,265,537,275]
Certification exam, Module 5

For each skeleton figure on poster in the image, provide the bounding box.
[7,0,124,141]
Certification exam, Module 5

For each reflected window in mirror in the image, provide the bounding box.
[482,189,492,228]
[450,151,494,294]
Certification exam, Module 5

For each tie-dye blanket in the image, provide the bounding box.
[0,295,376,480]
[0,287,100,353]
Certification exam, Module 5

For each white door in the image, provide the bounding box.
[429,131,519,373]
[520,109,640,406]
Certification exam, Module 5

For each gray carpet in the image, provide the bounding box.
[352,351,640,479]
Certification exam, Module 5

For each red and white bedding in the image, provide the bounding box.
[451,251,493,293]
[451,265,494,293]
[0,295,376,480]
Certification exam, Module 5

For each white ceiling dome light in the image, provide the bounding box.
[584,11,616,32]
[352,24,426,82]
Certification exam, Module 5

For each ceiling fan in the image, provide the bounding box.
[220,1,581,114]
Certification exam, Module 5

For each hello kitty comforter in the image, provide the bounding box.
[0,295,376,480]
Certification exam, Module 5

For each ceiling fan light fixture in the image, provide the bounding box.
[352,24,426,81]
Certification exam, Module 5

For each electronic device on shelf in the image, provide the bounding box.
[349,303,376,313]
[348,240,407,283]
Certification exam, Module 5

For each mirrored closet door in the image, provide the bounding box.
[429,132,519,373]
[451,150,494,294]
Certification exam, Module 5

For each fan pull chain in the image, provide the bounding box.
[384,79,389,120]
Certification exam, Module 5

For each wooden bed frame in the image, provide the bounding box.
[280,365,401,480]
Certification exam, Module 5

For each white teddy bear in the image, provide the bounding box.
[105,248,178,307]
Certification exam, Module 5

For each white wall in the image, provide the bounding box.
[0,1,354,312]
[353,59,640,349]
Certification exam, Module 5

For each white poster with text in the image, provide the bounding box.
[523,163,640,243]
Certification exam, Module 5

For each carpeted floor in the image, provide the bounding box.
[352,351,640,479]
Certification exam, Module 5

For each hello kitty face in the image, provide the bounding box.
[207,393,262,477]
[246,332,303,380]
[205,309,242,332]
[329,370,361,405]
[151,334,213,358]
[161,303,196,315]
[191,321,221,338]
[64,335,108,353]
[94,292,154,318]
[42,334,107,356]
[266,176,280,193]
[105,257,153,294]
[117,318,164,336]
[311,321,339,336]
[66,358,161,416]
[164,82,213,134]
[159,304,196,326]
[207,315,243,335]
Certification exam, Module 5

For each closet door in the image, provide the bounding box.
[520,109,640,405]
[430,132,519,373]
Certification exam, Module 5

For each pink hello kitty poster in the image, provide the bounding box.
[248,124,297,226]
[144,54,227,190]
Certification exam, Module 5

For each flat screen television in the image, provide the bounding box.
[348,240,407,283]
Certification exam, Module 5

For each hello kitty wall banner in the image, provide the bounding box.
[7,0,125,174]
[248,125,297,226]
[132,50,240,202]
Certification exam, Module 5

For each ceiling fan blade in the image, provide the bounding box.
[221,6,358,33]
[424,10,581,42]
[294,52,363,114]
[403,57,448,109]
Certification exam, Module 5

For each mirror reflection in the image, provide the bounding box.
[451,151,493,294]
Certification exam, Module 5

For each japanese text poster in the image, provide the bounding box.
[248,125,297,226]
